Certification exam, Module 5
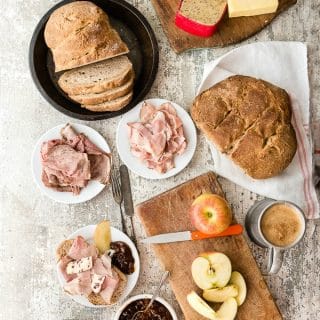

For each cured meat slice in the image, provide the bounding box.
[40,124,112,194]
[127,102,187,173]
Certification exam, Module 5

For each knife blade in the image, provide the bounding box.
[141,224,243,244]
[120,165,138,248]
[120,165,134,217]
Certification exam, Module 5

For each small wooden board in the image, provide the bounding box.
[136,172,282,320]
[151,0,297,53]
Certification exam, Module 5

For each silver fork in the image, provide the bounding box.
[110,165,127,234]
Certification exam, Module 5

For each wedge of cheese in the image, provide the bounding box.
[228,0,278,18]
[175,0,227,37]
[66,256,93,274]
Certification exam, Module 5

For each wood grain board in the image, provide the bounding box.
[136,172,282,320]
[150,0,297,53]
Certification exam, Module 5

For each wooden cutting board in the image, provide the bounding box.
[151,0,297,53]
[136,172,282,320]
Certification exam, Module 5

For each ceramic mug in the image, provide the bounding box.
[245,199,306,274]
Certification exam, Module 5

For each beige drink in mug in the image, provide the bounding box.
[245,200,306,274]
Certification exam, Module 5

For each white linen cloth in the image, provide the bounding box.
[197,41,319,219]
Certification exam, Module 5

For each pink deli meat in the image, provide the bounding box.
[61,236,120,301]
[41,124,111,195]
[127,102,187,173]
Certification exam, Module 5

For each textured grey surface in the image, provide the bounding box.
[0,0,319,319]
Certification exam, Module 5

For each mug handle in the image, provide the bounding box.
[267,247,284,274]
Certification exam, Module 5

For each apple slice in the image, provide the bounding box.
[216,297,238,320]
[203,284,238,303]
[94,220,111,254]
[229,271,247,306]
[192,252,232,289]
[187,292,238,320]
[187,291,217,320]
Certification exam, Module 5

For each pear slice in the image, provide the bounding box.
[229,271,247,306]
[187,292,238,320]
[94,220,111,254]
[203,284,238,303]
[216,297,238,320]
[187,291,217,320]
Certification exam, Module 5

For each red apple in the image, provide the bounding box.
[189,194,232,234]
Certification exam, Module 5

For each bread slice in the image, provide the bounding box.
[58,56,133,95]
[69,72,134,105]
[56,239,73,262]
[82,91,133,112]
[44,1,129,72]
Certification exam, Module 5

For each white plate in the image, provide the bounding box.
[116,98,197,179]
[57,225,140,308]
[32,123,110,204]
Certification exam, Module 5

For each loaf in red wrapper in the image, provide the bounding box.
[175,0,227,37]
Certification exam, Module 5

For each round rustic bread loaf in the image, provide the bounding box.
[44,1,129,72]
[191,75,297,179]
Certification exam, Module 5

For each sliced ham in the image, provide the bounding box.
[67,236,98,261]
[140,101,157,122]
[41,124,111,195]
[100,269,119,304]
[64,270,92,296]
[92,256,113,277]
[127,102,187,173]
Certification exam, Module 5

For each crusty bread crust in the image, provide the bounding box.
[44,1,129,72]
[191,75,297,179]
[70,73,134,105]
[56,238,127,305]
[82,91,133,112]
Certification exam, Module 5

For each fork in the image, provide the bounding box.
[110,165,127,234]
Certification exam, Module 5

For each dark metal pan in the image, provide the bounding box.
[29,0,159,120]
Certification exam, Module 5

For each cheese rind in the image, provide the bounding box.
[66,256,93,274]
[228,0,278,18]
[91,274,106,293]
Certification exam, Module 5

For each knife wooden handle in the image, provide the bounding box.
[191,224,243,240]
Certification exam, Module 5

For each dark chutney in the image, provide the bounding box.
[119,299,173,320]
[110,241,135,274]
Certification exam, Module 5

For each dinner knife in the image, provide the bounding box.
[141,224,243,244]
[120,164,138,247]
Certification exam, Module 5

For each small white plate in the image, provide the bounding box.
[116,98,197,179]
[57,225,140,308]
[32,123,110,204]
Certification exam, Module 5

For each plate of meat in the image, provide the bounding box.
[56,222,140,307]
[116,98,197,179]
[32,123,111,204]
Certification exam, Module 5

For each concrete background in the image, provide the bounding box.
[0,0,319,319]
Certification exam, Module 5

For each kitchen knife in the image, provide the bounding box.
[120,165,138,246]
[141,224,243,244]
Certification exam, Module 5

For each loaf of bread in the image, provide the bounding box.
[44,1,129,72]
[191,75,297,179]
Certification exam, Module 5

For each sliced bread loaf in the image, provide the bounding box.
[69,72,134,105]
[44,1,129,72]
[82,91,133,112]
[58,56,133,95]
